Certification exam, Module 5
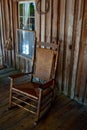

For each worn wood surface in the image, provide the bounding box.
[0,0,87,105]
[0,68,87,130]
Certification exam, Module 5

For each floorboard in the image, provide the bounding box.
[0,68,87,130]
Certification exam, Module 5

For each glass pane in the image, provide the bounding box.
[24,3,29,17]
[19,17,24,29]
[19,4,23,16]
[30,18,35,30]
[17,30,35,58]
[24,24,30,30]
[30,2,35,16]
[27,18,30,24]
[23,17,29,30]
[18,2,35,31]
[20,17,27,30]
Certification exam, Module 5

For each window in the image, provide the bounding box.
[18,1,35,30]
[17,29,35,58]
[17,1,36,58]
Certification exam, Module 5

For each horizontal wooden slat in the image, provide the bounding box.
[12,96,37,109]
[12,88,38,100]
[12,102,36,115]
[37,42,59,50]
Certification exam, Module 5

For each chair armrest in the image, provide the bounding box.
[39,79,54,90]
[9,72,32,79]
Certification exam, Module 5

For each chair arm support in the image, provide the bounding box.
[9,72,32,79]
[39,79,54,90]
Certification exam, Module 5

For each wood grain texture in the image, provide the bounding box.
[1,0,87,105]
[0,69,87,130]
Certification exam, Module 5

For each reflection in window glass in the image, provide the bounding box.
[30,3,35,16]
[17,29,35,58]
[19,4,23,16]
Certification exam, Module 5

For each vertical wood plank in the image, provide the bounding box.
[57,0,66,92]
[45,0,51,42]
[9,0,15,67]
[75,0,85,103]
[62,0,75,95]
[39,0,41,41]
[62,0,67,94]
[36,0,40,41]
[68,0,78,98]
[41,0,45,41]
[52,0,58,42]
[1,0,7,65]
[50,0,53,42]
[78,0,87,103]
[69,0,85,99]
[0,2,4,63]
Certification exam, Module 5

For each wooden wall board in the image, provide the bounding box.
[57,0,65,92]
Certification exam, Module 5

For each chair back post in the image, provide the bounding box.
[49,42,59,102]
[9,78,14,108]
[31,37,37,81]
[36,88,42,122]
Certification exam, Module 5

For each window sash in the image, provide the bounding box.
[18,1,35,30]
[17,29,35,58]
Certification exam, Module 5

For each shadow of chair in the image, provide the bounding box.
[9,41,59,124]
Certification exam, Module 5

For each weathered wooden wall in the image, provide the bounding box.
[1,0,87,105]
[1,0,15,66]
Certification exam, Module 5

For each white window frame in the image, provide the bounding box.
[17,0,36,59]
[18,1,36,30]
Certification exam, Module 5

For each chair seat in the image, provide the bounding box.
[13,82,40,98]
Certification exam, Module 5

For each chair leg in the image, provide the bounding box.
[9,79,14,109]
[9,90,12,108]
[35,89,42,124]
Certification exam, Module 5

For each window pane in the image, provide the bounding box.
[23,18,35,30]
[30,18,35,30]
[18,1,35,31]
[30,2,35,16]
[19,4,23,16]
[18,30,35,58]
[24,3,29,17]
[19,17,24,29]
[23,17,29,30]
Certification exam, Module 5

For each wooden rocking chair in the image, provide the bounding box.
[9,41,59,124]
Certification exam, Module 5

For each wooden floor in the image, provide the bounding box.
[0,68,87,130]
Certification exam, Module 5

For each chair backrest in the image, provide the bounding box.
[33,41,59,81]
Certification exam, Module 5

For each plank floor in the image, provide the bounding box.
[0,68,87,130]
